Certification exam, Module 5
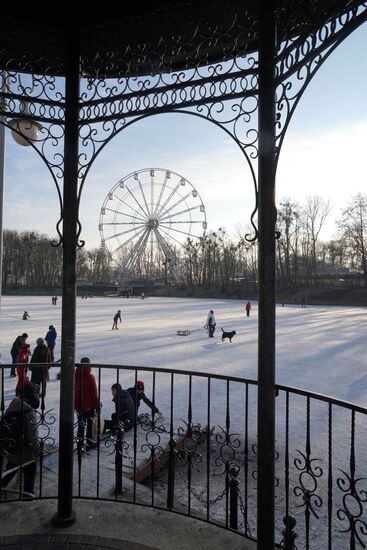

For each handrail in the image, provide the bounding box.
[4,362,367,414]
[2,362,367,549]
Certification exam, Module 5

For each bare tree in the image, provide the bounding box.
[337,193,367,287]
[304,195,331,281]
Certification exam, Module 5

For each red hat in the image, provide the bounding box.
[136,380,144,390]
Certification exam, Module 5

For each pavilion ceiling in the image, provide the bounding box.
[0,1,358,77]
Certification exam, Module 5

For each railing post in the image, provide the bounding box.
[115,425,123,495]
[167,437,176,509]
[257,1,277,549]
[280,515,297,550]
[52,26,80,526]
[229,464,240,530]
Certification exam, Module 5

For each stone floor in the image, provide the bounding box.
[0,533,154,549]
[0,500,256,550]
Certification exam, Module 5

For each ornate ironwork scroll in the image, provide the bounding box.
[275,2,367,163]
[293,397,323,549]
[0,70,65,245]
[2,4,367,247]
[336,410,367,548]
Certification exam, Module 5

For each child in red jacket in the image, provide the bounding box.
[15,343,31,396]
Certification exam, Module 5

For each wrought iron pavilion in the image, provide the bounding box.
[1,2,367,548]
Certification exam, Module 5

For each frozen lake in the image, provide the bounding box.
[1,294,366,406]
[1,295,367,549]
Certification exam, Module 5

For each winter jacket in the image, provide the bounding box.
[208,313,216,327]
[30,344,49,385]
[10,336,24,359]
[45,328,57,349]
[74,366,99,412]
[2,397,40,465]
[18,344,31,364]
[112,384,135,431]
[127,387,159,414]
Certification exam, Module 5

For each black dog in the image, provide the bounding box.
[221,328,236,343]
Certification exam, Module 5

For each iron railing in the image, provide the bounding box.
[1,363,367,549]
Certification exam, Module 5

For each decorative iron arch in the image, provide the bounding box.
[275,2,367,165]
[0,117,66,245]
[77,109,259,243]
[1,4,367,248]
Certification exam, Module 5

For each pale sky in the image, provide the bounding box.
[3,22,367,249]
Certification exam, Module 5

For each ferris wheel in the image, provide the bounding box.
[99,168,207,281]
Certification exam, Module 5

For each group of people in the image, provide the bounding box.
[1,357,161,496]
[10,325,57,398]
[51,296,58,305]
[74,358,160,452]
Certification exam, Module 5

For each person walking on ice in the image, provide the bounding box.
[22,311,30,320]
[245,301,252,317]
[207,310,216,338]
[112,309,122,330]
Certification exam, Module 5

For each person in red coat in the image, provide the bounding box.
[245,301,252,317]
[74,357,99,451]
[15,343,31,396]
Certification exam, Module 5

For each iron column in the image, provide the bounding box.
[257,3,277,548]
[52,27,80,526]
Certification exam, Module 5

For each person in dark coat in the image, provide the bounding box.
[30,337,49,398]
[22,311,30,320]
[112,309,122,330]
[1,382,40,496]
[45,325,57,362]
[10,333,28,377]
[127,380,160,415]
[208,310,216,338]
[104,383,135,433]
[74,357,99,451]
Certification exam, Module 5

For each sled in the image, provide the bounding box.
[176,330,191,336]
[133,424,213,483]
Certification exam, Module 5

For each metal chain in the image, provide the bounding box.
[176,471,227,504]
[122,445,135,466]
[236,483,253,537]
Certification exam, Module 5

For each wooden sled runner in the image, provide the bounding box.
[133,425,214,483]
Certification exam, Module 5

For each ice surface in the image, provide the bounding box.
[1,295,366,403]
[1,296,367,549]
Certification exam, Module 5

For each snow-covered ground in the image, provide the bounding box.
[1,295,366,404]
[1,295,367,548]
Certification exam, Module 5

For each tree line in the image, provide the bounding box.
[3,193,367,293]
